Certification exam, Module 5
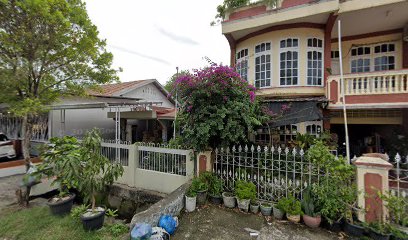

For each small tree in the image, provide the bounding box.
[170,63,266,152]
[0,0,118,171]
[77,129,123,211]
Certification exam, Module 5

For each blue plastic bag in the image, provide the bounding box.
[131,223,152,240]
[158,215,177,235]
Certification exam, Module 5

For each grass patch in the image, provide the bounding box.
[0,206,128,240]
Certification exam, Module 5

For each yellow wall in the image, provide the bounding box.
[236,27,325,96]
[330,33,403,74]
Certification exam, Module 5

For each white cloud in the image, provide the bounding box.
[85,0,229,84]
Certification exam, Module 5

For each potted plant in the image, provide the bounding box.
[194,176,209,206]
[185,185,197,212]
[342,189,365,237]
[273,201,285,219]
[369,222,392,240]
[76,129,124,231]
[37,136,81,215]
[222,191,236,208]
[260,202,272,216]
[250,199,260,214]
[301,186,321,228]
[235,180,256,212]
[280,196,302,223]
[208,174,223,205]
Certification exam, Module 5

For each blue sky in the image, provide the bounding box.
[85,0,229,84]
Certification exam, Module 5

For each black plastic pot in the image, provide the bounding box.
[80,209,106,231]
[344,221,365,237]
[47,193,76,216]
[369,229,391,240]
[196,189,208,206]
[208,194,222,205]
[322,219,343,232]
[391,233,408,240]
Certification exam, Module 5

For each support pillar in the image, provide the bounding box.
[196,151,212,176]
[354,155,393,223]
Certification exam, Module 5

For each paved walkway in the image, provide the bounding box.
[174,205,344,240]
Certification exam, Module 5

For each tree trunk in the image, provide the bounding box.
[21,114,32,171]
[21,114,32,205]
[91,192,96,212]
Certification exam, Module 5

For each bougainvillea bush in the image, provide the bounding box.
[170,63,267,152]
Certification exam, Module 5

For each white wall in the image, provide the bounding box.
[122,83,174,108]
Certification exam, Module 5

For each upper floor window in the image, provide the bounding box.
[280,38,299,86]
[374,43,395,71]
[307,38,323,86]
[254,42,271,88]
[306,121,322,137]
[331,50,339,59]
[236,49,248,81]
[350,43,396,73]
[351,46,371,73]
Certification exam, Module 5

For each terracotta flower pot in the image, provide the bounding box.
[303,215,321,228]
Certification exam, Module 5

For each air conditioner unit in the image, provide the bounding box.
[404,23,408,42]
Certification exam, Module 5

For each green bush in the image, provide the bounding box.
[106,223,128,237]
[191,176,208,192]
[70,204,89,220]
[301,186,319,217]
[277,196,302,215]
[234,180,256,200]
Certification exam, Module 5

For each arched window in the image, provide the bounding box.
[236,49,248,81]
[279,38,299,86]
[307,38,323,86]
[254,42,271,88]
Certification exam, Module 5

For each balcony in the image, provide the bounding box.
[327,69,408,109]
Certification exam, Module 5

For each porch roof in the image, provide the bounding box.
[264,97,328,127]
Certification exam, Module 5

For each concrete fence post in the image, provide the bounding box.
[129,144,138,187]
[196,151,212,176]
[354,155,393,223]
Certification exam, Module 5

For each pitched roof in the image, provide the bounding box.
[89,80,153,97]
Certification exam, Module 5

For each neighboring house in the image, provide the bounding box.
[222,0,408,155]
[0,79,176,146]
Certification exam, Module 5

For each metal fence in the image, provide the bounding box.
[136,142,189,176]
[100,140,131,166]
[213,145,328,202]
[388,153,408,226]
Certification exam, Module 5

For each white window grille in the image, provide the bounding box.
[307,38,323,86]
[280,38,299,86]
[254,42,271,88]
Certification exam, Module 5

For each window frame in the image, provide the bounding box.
[349,42,396,73]
[236,48,249,81]
[306,37,324,86]
[279,38,300,87]
[254,42,272,89]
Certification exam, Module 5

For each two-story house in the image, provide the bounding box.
[222,0,408,156]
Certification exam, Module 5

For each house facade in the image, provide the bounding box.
[222,0,408,156]
[0,79,175,149]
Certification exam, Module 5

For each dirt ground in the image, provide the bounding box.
[0,174,23,212]
[173,205,345,240]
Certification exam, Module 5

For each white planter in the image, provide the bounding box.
[237,198,250,212]
[185,195,196,212]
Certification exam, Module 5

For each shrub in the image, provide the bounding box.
[234,180,256,200]
[37,136,81,198]
[170,63,266,152]
[277,196,302,215]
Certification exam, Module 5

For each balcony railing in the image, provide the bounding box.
[327,69,408,106]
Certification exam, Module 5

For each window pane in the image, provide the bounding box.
[280,41,285,48]
[318,39,322,48]
[293,39,298,47]
[389,44,395,52]
[308,39,312,47]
